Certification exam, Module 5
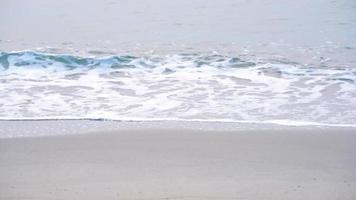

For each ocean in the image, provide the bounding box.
[1,50,355,127]
[1,0,356,128]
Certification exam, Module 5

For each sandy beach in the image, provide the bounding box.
[1,122,356,200]
[1,0,356,199]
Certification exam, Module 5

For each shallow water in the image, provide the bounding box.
[1,51,355,126]
[1,0,356,127]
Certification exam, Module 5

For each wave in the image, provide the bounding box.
[0,50,256,71]
[1,50,356,127]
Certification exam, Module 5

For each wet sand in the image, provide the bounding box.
[1,0,356,199]
[1,124,356,200]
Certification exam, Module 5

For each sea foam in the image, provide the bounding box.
[1,51,355,127]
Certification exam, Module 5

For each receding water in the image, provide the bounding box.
[0,51,355,126]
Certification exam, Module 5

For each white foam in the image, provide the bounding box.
[1,51,356,127]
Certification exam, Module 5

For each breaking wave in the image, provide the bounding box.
[1,50,356,127]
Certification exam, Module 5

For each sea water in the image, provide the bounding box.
[0,50,355,127]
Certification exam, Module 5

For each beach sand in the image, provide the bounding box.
[1,123,356,200]
[1,0,356,199]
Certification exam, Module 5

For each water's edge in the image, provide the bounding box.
[1,119,356,139]
[1,50,356,128]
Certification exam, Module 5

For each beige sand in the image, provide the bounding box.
[1,127,355,200]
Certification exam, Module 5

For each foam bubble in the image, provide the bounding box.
[1,51,356,126]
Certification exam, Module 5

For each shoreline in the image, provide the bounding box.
[1,119,356,138]
[1,0,356,198]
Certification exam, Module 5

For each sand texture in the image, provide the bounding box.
[1,127,356,200]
